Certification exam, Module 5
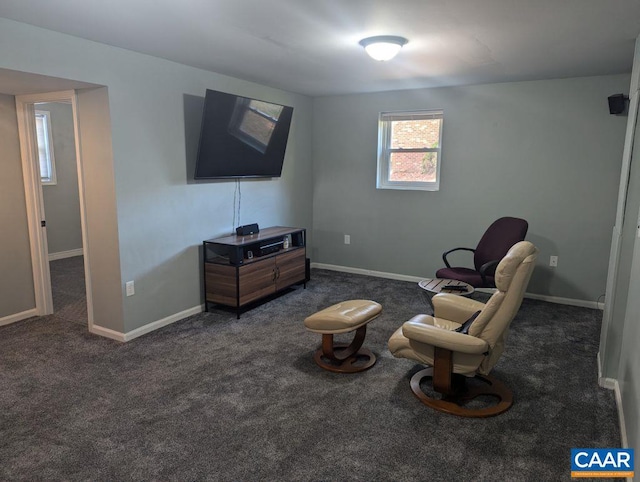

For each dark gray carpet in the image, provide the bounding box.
[49,256,87,325]
[0,269,620,481]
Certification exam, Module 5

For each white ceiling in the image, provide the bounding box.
[1,0,639,97]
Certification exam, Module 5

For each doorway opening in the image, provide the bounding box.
[16,90,94,329]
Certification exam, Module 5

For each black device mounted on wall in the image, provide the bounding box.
[608,94,629,115]
[236,223,260,236]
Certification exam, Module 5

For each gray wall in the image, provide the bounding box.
[39,101,83,255]
[0,18,314,333]
[0,93,35,318]
[311,75,629,302]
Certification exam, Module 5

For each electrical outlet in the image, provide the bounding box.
[126,281,135,296]
[549,256,558,267]
[344,234,351,245]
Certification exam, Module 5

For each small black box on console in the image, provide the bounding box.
[236,223,259,236]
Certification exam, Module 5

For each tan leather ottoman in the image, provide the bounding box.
[304,299,382,373]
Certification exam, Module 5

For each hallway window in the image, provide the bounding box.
[35,110,57,185]
[377,110,443,191]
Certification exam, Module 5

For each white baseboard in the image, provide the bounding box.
[90,304,204,342]
[89,324,126,342]
[48,248,83,261]
[123,304,204,342]
[311,263,603,310]
[312,263,424,283]
[0,308,38,327]
[519,292,603,310]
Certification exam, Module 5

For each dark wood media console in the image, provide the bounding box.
[203,226,306,318]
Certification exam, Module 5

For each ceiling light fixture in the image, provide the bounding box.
[359,35,408,61]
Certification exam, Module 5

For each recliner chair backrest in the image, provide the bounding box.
[468,241,538,374]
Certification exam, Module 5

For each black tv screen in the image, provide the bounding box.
[194,89,294,179]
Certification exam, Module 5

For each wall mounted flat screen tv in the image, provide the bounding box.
[194,89,294,179]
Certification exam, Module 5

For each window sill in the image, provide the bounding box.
[376,182,440,191]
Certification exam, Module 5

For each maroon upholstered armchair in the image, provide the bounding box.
[435,217,528,288]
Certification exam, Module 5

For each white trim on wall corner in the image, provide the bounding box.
[598,375,629,450]
[48,248,84,261]
[0,308,38,327]
[311,263,604,310]
[598,352,617,389]
[596,352,627,449]
[612,379,629,449]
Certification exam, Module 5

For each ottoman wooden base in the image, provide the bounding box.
[313,326,376,373]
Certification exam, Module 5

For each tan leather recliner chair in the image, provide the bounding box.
[389,241,538,417]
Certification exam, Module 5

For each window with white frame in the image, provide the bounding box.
[377,110,443,191]
[35,110,56,185]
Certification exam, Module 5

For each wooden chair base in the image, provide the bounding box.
[313,326,376,373]
[410,367,513,417]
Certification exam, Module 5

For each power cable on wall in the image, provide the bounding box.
[232,179,242,234]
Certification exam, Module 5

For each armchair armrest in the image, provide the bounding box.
[479,259,499,286]
[402,318,489,355]
[442,247,475,268]
[432,294,485,323]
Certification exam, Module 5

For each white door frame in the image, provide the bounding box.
[15,90,94,328]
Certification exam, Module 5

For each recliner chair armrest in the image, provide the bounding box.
[402,318,489,355]
[432,294,486,323]
[442,247,475,268]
